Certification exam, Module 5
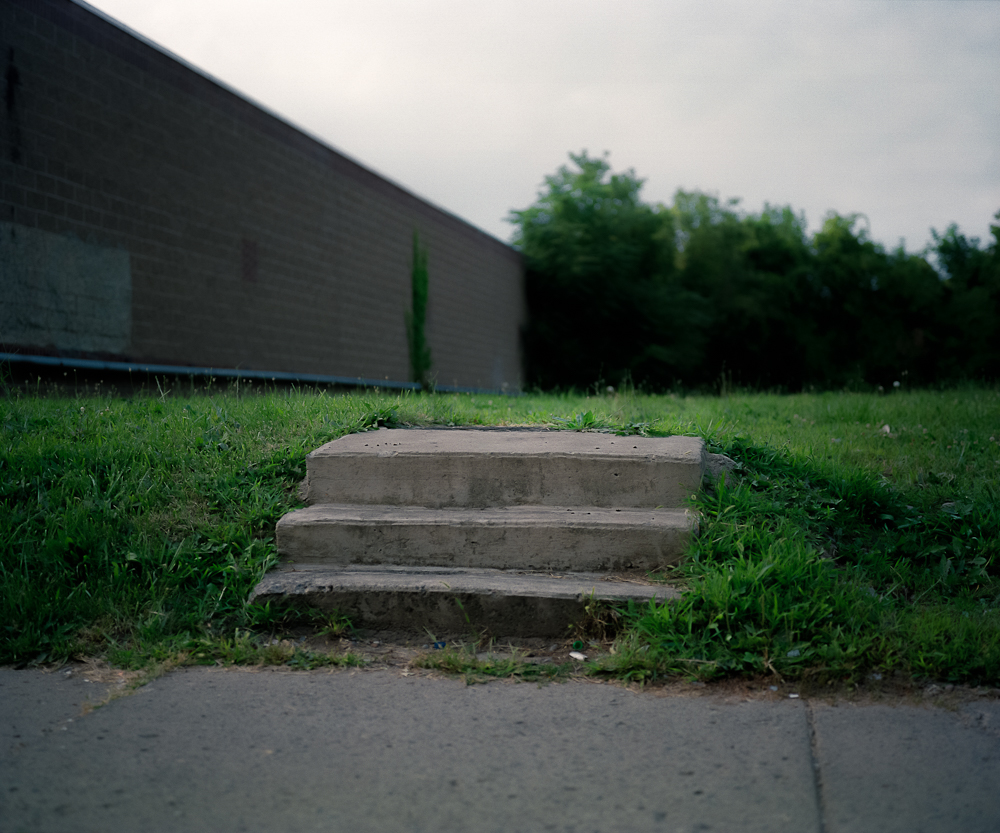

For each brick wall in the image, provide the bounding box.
[0,0,525,391]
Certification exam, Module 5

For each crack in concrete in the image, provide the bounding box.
[806,701,829,833]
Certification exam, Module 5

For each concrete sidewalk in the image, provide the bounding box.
[2,665,999,833]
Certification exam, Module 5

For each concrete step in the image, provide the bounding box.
[277,504,695,572]
[302,428,705,509]
[259,429,702,637]
[250,564,681,637]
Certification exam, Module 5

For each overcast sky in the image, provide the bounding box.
[86,0,999,253]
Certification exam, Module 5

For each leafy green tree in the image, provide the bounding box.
[932,212,1000,380]
[509,152,708,390]
[512,152,997,391]
[810,214,949,387]
[673,193,817,389]
[870,244,947,385]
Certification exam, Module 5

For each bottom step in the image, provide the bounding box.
[250,564,680,638]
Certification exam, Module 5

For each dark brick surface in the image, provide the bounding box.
[0,0,524,389]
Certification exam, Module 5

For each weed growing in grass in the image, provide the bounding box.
[413,642,574,685]
[245,601,354,638]
[575,593,627,642]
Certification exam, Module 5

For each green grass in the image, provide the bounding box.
[1,379,998,683]
[412,643,576,685]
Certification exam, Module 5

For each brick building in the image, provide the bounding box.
[0,0,524,392]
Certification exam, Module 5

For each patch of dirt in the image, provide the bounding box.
[60,658,148,687]
[53,658,161,713]
[292,627,585,670]
[43,633,1000,710]
[280,627,1000,706]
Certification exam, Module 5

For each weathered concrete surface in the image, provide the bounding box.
[251,564,680,636]
[7,666,998,833]
[277,504,695,571]
[811,702,1000,833]
[704,452,739,484]
[266,429,702,636]
[0,666,118,745]
[1,667,824,833]
[960,699,1000,740]
[304,429,706,508]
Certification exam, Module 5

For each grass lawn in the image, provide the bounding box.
[2,379,998,685]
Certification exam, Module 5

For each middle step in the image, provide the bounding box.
[277,504,696,572]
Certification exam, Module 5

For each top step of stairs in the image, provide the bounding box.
[302,428,706,509]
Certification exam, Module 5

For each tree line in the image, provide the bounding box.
[509,153,1000,392]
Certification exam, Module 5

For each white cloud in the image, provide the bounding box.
[88,0,1000,250]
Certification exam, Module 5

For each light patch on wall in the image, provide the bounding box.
[0,222,132,354]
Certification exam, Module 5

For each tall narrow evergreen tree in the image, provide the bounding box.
[405,231,433,391]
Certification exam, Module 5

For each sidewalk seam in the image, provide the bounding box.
[806,701,829,833]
